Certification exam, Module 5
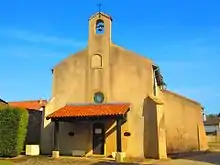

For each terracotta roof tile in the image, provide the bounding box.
[47,103,130,119]
[8,100,47,110]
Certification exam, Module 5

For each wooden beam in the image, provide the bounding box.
[116,118,122,152]
[54,120,59,151]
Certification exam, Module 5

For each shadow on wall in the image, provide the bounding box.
[25,109,43,145]
[105,118,127,138]
[142,97,158,159]
[40,107,54,155]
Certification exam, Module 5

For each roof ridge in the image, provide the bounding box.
[89,12,112,21]
[164,90,201,105]
[66,102,130,106]
[8,99,47,103]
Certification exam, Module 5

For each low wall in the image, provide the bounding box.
[207,135,220,143]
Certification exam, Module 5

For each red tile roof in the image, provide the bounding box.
[8,100,47,110]
[46,103,130,119]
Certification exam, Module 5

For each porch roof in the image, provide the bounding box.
[46,103,130,120]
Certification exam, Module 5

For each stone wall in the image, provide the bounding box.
[25,109,43,145]
[163,90,208,153]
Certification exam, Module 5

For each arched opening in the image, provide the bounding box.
[91,54,102,68]
[96,19,105,34]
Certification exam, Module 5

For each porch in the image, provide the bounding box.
[46,103,130,161]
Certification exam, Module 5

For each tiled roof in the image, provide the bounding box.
[0,98,8,104]
[8,100,47,110]
[46,103,130,119]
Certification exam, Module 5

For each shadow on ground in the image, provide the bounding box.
[92,161,140,165]
[169,151,220,165]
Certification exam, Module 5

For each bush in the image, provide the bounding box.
[0,105,28,157]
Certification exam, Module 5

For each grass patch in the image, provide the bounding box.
[0,160,13,165]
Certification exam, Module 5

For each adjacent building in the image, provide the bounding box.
[9,100,47,145]
[0,98,8,106]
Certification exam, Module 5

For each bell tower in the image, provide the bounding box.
[88,11,112,48]
[86,11,112,103]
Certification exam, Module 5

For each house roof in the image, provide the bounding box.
[8,100,47,110]
[0,98,8,104]
[46,103,130,120]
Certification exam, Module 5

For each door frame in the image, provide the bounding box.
[92,122,105,155]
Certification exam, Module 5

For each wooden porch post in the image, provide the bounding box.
[52,120,60,158]
[116,118,122,152]
[54,120,59,151]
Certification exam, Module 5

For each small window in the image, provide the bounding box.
[96,19,104,34]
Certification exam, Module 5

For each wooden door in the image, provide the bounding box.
[93,123,105,155]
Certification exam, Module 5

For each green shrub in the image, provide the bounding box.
[0,105,28,157]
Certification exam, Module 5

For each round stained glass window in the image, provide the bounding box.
[94,92,105,104]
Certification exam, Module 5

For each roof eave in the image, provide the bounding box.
[89,12,113,21]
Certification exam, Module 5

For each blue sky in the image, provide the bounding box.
[0,0,219,114]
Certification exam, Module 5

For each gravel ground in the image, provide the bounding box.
[11,156,144,165]
[5,153,220,165]
[2,143,220,165]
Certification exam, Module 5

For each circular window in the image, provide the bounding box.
[94,92,105,104]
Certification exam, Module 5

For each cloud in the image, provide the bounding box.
[0,28,86,48]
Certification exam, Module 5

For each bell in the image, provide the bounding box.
[98,27,103,31]
[96,24,104,31]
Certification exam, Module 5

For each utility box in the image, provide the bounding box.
[25,145,40,156]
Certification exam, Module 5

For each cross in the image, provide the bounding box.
[97,3,102,18]
[97,3,102,13]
